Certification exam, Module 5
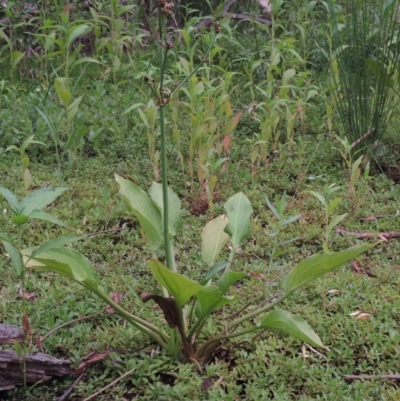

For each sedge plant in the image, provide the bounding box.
[1,1,376,368]
[327,0,400,157]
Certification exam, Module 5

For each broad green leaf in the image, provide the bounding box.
[67,95,83,123]
[0,187,19,213]
[11,50,24,68]
[202,261,229,283]
[19,187,69,216]
[307,190,326,206]
[28,247,100,287]
[327,213,348,235]
[115,174,163,251]
[265,195,280,220]
[20,135,47,152]
[69,56,103,71]
[279,214,300,227]
[0,232,12,242]
[217,272,247,294]
[149,260,202,308]
[306,89,319,101]
[20,247,45,268]
[282,68,296,85]
[326,185,341,199]
[224,192,253,250]
[271,0,284,17]
[3,241,23,277]
[352,156,364,176]
[195,286,233,320]
[32,236,86,258]
[66,24,91,47]
[327,198,342,215]
[282,245,373,292]
[54,78,72,107]
[29,210,67,227]
[201,215,229,266]
[123,102,145,116]
[5,145,19,153]
[260,310,324,348]
[148,182,181,237]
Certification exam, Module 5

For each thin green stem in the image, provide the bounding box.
[92,288,170,349]
[228,292,289,332]
[196,292,290,362]
[197,326,259,359]
[157,4,174,272]
[224,246,236,273]
[16,225,27,391]
[159,106,173,271]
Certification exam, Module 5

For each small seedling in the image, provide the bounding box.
[307,184,347,252]
[5,135,47,192]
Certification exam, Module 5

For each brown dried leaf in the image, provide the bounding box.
[258,0,272,14]
[247,101,257,114]
[18,287,39,302]
[356,313,372,321]
[249,272,266,280]
[223,135,232,154]
[201,378,213,391]
[326,289,341,295]
[141,293,181,329]
[75,350,111,375]
[105,292,123,314]
[351,261,365,275]
[327,301,336,308]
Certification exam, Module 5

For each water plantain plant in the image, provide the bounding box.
[0,0,375,369]
[1,180,373,366]
[328,0,400,157]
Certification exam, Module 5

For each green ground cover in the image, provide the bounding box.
[0,1,399,400]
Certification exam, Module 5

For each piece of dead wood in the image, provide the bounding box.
[0,324,24,345]
[74,350,111,376]
[344,374,400,381]
[82,366,136,401]
[40,312,101,343]
[335,226,400,240]
[195,0,271,32]
[0,350,71,391]
[57,371,85,401]
[360,214,399,221]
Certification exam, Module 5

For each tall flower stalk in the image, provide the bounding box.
[328,0,400,157]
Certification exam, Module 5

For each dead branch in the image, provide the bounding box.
[224,0,240,13]
[0,350,71,391]
[57,372,85,401]
[0,324,24,345]
[335,226,400,240]
[195,0,271,32]
[360,214,399,221]
[41,313,101,343]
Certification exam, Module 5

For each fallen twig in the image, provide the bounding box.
[305,344,329,361]
[360,213,399,221]
[350,128,375,148]
[87,227,127,237]
[57,372,85,401]
[195,0,271,32]
[82,366,136,401]
[344,374,400,381]
[41,313,101,343]
[335,226,400,240]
